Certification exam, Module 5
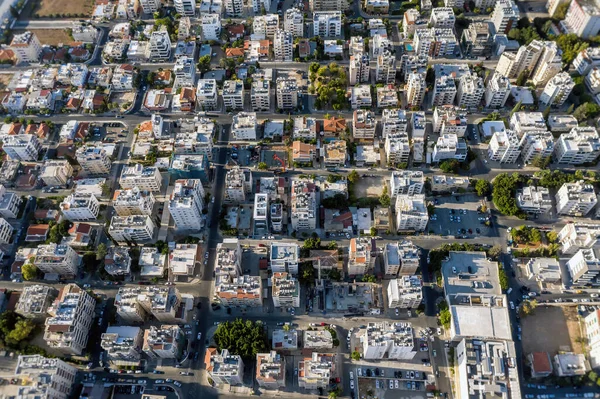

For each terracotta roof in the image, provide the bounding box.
[70,47,89,57]
[7,123,23,136]
[292,141,315,160]
[226,48,244,58]
[156,70,172,83]
[0,49,15,62]
[180,87,196,101]
[6,292,20,311]
[531,352,552,373]
[69,222,92,235]
[204,347,218,372]
[75,122,90,139]
[26,224,50,240]
[65,97,82,109]
[258,40,270,55]
[227,24,245,36]
[323,117,346,133]
[139,120,153,133]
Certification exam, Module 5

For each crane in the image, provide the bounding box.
[272,153,285,173]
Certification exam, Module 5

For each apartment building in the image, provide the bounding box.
[406,71,426,108]
[169,243,201,278]
[381,109,408,138]
[270,242,300,275]
[15,284,57,321]
[290,180,318,231]
[363,322,415,360]
[251,80,271,111]
[389,171,425,197]
[206,349,245,386]
[531,41,562,86]
[293,116,318,140]
[432,73,457,107]
[519,130,555,165]
[585,310,600,368]
[485,72,511,108]
[9,31,42,63]
[271,203,283,233]
[174,0,196,15]
[323,140,347,167]
[400,54,428,81]
[547,114,579,134]
[232,112,257,141]
[284,8,304,37]
[76,145,112,175]
[2,134,41,161]
[173,56,196,89]
[196,79,218,111]
[253,14,279,39]
[59,192,100,221]
[488,129,521,164]
[104,247,132,277]
[115,286,186,323]
[12,355,77,399]
[224,166,252,204]
[34,244,79,277]
[491,0,520,34]
[40,160,73,187]
[456,72,484,109]
[276,78,298,109]
[395,194,428,232]
[397,240,420,275]
[109,215,156,243]
[574,47,600,75]
[140,0,161,12]
[562,0,600,38]
[142,325,183,359]
[540,72,575,106]
[430,7,455,28]
[348,238,372,276]
[221,80,244,111]
[414,28,457,58]
[101,326,143,366]
[224,0,243,15]
[113,188,155,216]
[376,52,397,84]
[567,248,600,287]
[313,11,342,37]
[349,85,372,109]
[431,175,470,193]
[0,186,21,219]
[432,134,467,162]
[298,352,337,390]
[353,110,376,140]
[383,242,402,276]
[461,21,492,56]
[0,217,13,244]
[517,186,553,214]
[553,127,600,165]
[256,351,286,389]
[169,179,205,231]
[44,284,95,355]
[251,0,271,13]
[377,86,399,108]
[385,133,411,165]
[274,30,293,62]
[349,53,370,85]
[120,164,162,192]
[201,13,221,41]
[253,193,269,234]
[149,29,171,61]
[216,275,263,307]
[558,223,600,255]
[555,181,598,217]
[310,0,347,11]
[216,238,243,278]
[388,276,423,308]
[271,272,300,308]
[433,105,467,136]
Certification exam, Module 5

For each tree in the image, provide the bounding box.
[546,231,558,243]
[257,162,268,170]
[379,185,390,207]
[439,159,460,174]
[347,170,359,183]
[197,55,212,73]
[553,0,571,19]
[439,308,451,329]
[492,173,523,216]
[21,263,38,281]
[498,265,509,291]
[554,33,589,65]
[362,274,377,283]
[474,179,491,197]
[487,245,502,260]
[96,243,108,260]
[6,319,36,346]
[213,319,268,360]
[370,227,377,237]
[573,102,600,122]
[520,299,538,317]
[351,351,361,361]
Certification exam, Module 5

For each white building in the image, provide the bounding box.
[510,111,546,134]
[276,78,298,110]
[139,247,167,279]
[430,7,455,28]
[488,129,521,164]
[381,108,408,138]
[432,134,468,162]
[485,72,511,108]
[216,275,263,308]
[456,72,484,109]
[304,329,333,349]
[547,115,579,134]
[251,79,271,111]
[44,284,95,355]
[284,8,304,37]
[222,80,245,111]
[385,133,411,165]
[9,31,43,64]
[173,56,196,89]
[253,14,279,39]
[169,243,201,277]
[34,244,79,278]
[520,130,555,165]
[406,72,426,108]
[349,85,372,109]
[389,171,425,197]
[109,215,156,243]
[140,0,161,12]
[432,73,457,107]
[15,284,57,320]
[517,186,553,214]
[101,326,143,366]
[149,29,172,61]
[562,0,600,38]
[115,286,186,323]
[256,351,286,390]
[433,105,467,136]
[271,272,300,308]
[352,109,376,139]
[174,0,196,15]
[574,47,600,75]
[558,223,600,255]
[395,194,428,232]
[414,28,457,58]
[119,164,162,192]
[363,322,416,360]
[232,112,257,140]
[377,86,399,108]
[348,237,372,276]
[113,188,155,216]
[2,134,41,161]
[76,145,112,175]
[294,116,318,140]
[313,11,342,37]
[206,349,245,386]
[202,13,222,41]
[59,192,100,221]
[383,242,402,276]
[349,53,370,85]
[0,187,23,221]
[169,179,205,231]
[584,309,600,369]
[142,325,183,359]
[376,52,397,84]
[251,0,271,13]
[270,242,299,275]
[567,248,600,287]
[224,0,243,15]
[11,355,77,399]
[531,41,562,86]
[290,179,318,231]
[387,275,423,308]
[196,79,218,111]
[555,181,598,217]
[540,72,574,107]
[491,0,520,34]
[553,127,600,165]
[274,30,293,62]
[0,217,13,244]
[224,166,252,204]
[297,352,337,390]
[40,160,73,187]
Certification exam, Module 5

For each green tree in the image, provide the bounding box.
[519,299,538,317]
[347,170,359,183]
[474,179,491,196]
[498,265,509,291]
[351,351,361,361]
[379,185,390,207]
[21,263,38,281]
[6,319,36,346]
[546,231,558,243]
[213,319,268,360]
[439,309,451,329]
[362,274,377,283]
[492,173,523,216]
[487,245,502,260]
[197,55,212,73]
[257,162,268,170]
[370,227,377,237]
[573,102,600,122]
[553,0,571,19]
[554,33,589,65]
[439,159,460,174]
[96,243,108,260]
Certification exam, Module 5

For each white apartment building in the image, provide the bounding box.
[385,133,411,165]
[59,192,100,221]
[40,160,73,187]
[432,134,468,162]
[149,29,171,61]
[313,11,342,37]
[291,180,318,231]
[353,110,376,139]
[430,7,455,28]
[485,72,511,108]
[496,40,546,79]
[406,71,426,108]
[294,116,318,140]
[431,175,470,193]
[510,111,546,134]
[558,223,600,255]
[276,78,298,110]
[140,0,161,13]
[44,284,95,355]
[585,310,600,368]
[349,53,370,85]
[224,0,243,15]
[113,188,155,216]
[389,171,425,197]
[232,112,257,140]
[76,145,112,175]
[15,285,57,320]
[274,30,293,62]
[488,129,521,164]
[251,80,271,111]
[253,193,268,234]
[284,8,304,37]
[256,351,286,390]
[556,181,598,217]
[304,330,333,349]
[143,325,183,359]
[517,186,553,214]
[363,322,416,360]
[9,31,42,64]
[196,79,218,111]
[252,0,271,13]
[348,238,372,276]
[169,179,205,231]
[173,56,196,89]
[531,41,562,86]
[12,355,78,399]
[548,115,579,134]
[101,326,143,366]
[0,217,13,244]
[456,72,484,109]
[395,194,428,232]
[376,52,397,84]
[388,275,423,308]
[377,86,399,108]
[397,240,420,275]
[139,247,167,279]
[554,127,600,165]
[540,72,575,107]
[298,352,337,390]
[432,74,457,107]
[34,244,79,277]
[585,67,600,95]
[224,166,252,204]
[567,248,600,286]
[574,47,600,75]
[400,54,428,81]
[222,80,245,111]
[2,134,41,161]
[349,85,372,109]
[271,272,300,308]
[414,28,457,58]
[206,349,245,386]
[310,0,347,11]
[371,34,392,58]
[104,247,132,277]
[491,0,520,34]
[215,239,242,278]
[202,13,222,41]
[216,275,263,307]
[109,215,156,243]
[433,105,467,136]
[384,242,402,276]
[562,0,600,38]
[381,108,408,138]
[115,286,186,323]
[120,164,162,192]
[169,243,201,277]
[520,130,555,164]
[253,14,279,39]
[174,0,196,15]
[0,186,22,219]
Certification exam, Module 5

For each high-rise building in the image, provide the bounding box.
[149,29,171,61]
[201,13,222,41]
[251,80,271,111]
[431,73,457,107]
[561,0,600,38]
[59,192,100,221]
[456,72,484,109]
[120,164,162,192]
[395,194,428,231]
[432,133,468,162]
[530,41,562,86]
[34,244,80,277]
[387,275,423,308]
[433,105,467,136]
[173,56,196,89]
[12,355,77,399]
[113,187,155,216]
[140,0,161,13]
[174,0,196,15]
[376,52,397,84]
[276,78,299,109]
[253,14,280,39]
[574,47,600,75]
[488,129,521,163]
[224,0,244,15]
[284,8,304,37]
[491,0,520,34]
[9,31,43,64]
[406,71,426,108]
[555,181,598,217]
[313,11,342,37]
[168,179,205,231]
[554,127,600,165]
[76,144,112,175]
[310,0,347,11]
[485,72,511,108]
[274,30,294,62]
[222,80,245,111]
[349,53,370,85]
[540,72,575,106]
[290,179,318,230]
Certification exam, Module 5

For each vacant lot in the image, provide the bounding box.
[354,175,385,199]
[0,74,13,90]
[32,0,94,17]
[522,306,583,355]
[13,29,75,46]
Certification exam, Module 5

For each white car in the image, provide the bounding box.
[395,379,399,389]
[395,308,399,316]
[173,381,182,387]
[349,371,354,380]
[389,380,394,389]
[510,301,515,310]
[350,380,355,390]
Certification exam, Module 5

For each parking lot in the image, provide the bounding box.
[88,122,128,145]
[428,194,491,238]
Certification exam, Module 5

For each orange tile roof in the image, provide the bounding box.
[226,48,244,58]
[323,117,346,133]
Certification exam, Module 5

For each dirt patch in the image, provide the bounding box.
[353,175,385,198]
[521,306,584,356]
[0,74,13,90]
[110,91,136,113]
[13,29,75,46]
[29,0,94,18]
